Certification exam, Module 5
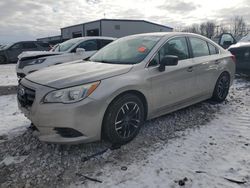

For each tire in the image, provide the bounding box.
[103,94,145,145]
[211,72,230,102]
[0,55,7,64]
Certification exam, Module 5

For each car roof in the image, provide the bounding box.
[124,32,225,51]
[125,32,212,39]
[15,41,40,43]
[68,36,116,41]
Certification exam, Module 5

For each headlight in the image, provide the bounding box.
[35,58,46,64]
[28,58,46,65]
[43,81,100,103]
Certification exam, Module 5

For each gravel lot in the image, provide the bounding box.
[0,77,249,188]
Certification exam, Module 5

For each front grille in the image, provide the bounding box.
[17,84,36,108]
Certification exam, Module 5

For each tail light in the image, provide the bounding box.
[231,55,236,63]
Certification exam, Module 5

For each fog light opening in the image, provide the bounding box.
[54,128,84,138]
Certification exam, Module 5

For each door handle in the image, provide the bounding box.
[187,66,193,72]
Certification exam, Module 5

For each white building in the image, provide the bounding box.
[61,19,173,40]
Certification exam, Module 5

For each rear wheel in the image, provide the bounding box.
[211,72,230,102]
[0,55,7,64]
[103,94,145,145]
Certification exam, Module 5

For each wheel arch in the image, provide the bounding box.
[215,71,231,87]
[101,90,148,139]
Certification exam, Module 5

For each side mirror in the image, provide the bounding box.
[222,41,233,49]
[159,55,178,72]
[76,48,85,54]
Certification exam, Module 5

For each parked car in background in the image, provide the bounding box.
[16,37,115,78]
[228,42,250,74]
[239,33,250,43]
[0,41,50,64]
[212,33,237,49]
[18,32,235,145]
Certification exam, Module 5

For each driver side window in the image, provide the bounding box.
[148,37,189,67]
[77,40,97,51]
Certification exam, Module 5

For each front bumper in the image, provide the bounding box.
[18,79,108,144]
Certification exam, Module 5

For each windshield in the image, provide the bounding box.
[1,43,13,50]
[90,35,162,64]
[53,38,83,52]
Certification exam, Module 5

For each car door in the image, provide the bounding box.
[244,47,250,71]
[147,37,197,114]
[7,43,23,62]
[188,37,220,95]
[72,39,98,60]
[231,47,250,71]
[22,42,39,52]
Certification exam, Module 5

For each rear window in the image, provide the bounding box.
[208,43,219,55]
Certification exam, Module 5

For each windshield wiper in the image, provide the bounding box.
[96,60,114,64]
[83,57,90,61]
[91,60,135,64]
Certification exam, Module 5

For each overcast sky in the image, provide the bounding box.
[0,0,249,44]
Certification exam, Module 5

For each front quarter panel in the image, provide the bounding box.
[89,67,153,119]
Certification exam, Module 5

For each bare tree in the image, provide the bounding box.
[199,21,216,38]
[230,16,247,39]
[218,24,229,34]
[182,24,200,34]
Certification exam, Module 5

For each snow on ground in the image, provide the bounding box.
[0,78,249,188]
[74,79,250,188]
[0,64,18,86]
[90,99,250,188]
[0,95,29,139]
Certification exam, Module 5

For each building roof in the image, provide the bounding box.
[61,18,173,30]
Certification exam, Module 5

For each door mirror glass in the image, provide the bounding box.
[159,55,178,72]
[76,48,85,54]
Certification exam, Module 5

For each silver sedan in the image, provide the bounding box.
[17,32,235,145]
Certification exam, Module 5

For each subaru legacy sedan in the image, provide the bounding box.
[17,32,235,145]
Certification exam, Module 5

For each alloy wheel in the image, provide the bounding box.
[115,102,141,138]
[217,75,230,99]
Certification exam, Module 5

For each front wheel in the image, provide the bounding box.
[103,94,145,145]
[211,72,230,102]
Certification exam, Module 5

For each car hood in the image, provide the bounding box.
[18,51,63,60]
[25,61,133,89]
